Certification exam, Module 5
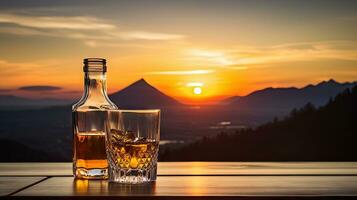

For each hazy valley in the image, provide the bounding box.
[0,79,355,161]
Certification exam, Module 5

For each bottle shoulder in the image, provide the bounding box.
[72,98,117,111]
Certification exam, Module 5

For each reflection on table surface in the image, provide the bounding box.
[73,179,156,196]
[7,175,357,196]
[1,162,357,176]
[3,163,357,197]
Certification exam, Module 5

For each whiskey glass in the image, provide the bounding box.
[106,109,160,183]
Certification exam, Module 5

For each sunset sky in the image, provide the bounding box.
[0,0,357,103]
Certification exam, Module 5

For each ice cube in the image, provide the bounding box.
[110,129,125,143]
[110,129,124,135]
[123,130,136,142]
[133,137,147,143]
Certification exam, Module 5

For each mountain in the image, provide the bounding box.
[0,95,72,108]
[0,79,181,109]
[1,79,356,162]
[109,79,182,109]
[225,79,357,113]
[0,95,29,106]
[160,85,357,161]
[218,95,241,105]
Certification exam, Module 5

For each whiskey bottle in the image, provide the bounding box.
[72,58,117,179]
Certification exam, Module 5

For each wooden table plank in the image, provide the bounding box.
[0,177,45,196]
[0,163,72,177]
[1,162,357,176]
[13,176,357,197]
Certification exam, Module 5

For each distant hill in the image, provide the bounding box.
[160,85,357,161]
[109,79,182,109]
[219,95,241,105]
[0,95,72,108]
[0,95,29,106]
[224,79,357,113]
[0,79,182,109]
[1,79,354,112]
[1,79,356,162]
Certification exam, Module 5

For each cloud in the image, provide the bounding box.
[120,31,185,40]
[0,14,116,30]
[0,86,80,99]
[18,85,62,91]
[226,66,248,70]
[0,13,185,45]
[187,49,235,66]
[235,41,357,64]
[187,41,357,68]
[186,82,204,87]
[339,16,357,22]
[0,59,45,76]
[0,89,13,92]
[60,90,82,94]
[0,26,46,36]
[147,69,214,75]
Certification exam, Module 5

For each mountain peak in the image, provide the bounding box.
[109,79,182,108]
[327,79,338,84]
[137,78,148,84]
[222,79,356,111]
[130,78,150,86]
[317,79,339,86]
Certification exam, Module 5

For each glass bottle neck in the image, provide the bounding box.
[84,71,109,103]
[72,58,117,111]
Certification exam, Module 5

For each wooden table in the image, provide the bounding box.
[1,162,357,199]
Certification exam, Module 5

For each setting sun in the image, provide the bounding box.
[193,87,202,95]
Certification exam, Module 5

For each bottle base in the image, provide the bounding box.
[74,168,108,179]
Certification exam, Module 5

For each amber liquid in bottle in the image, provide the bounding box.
[72,58,117,179]
[73,112,108,174]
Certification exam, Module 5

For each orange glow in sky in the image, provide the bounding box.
[0,1,356,103]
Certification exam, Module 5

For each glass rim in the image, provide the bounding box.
[108,109,160,113]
